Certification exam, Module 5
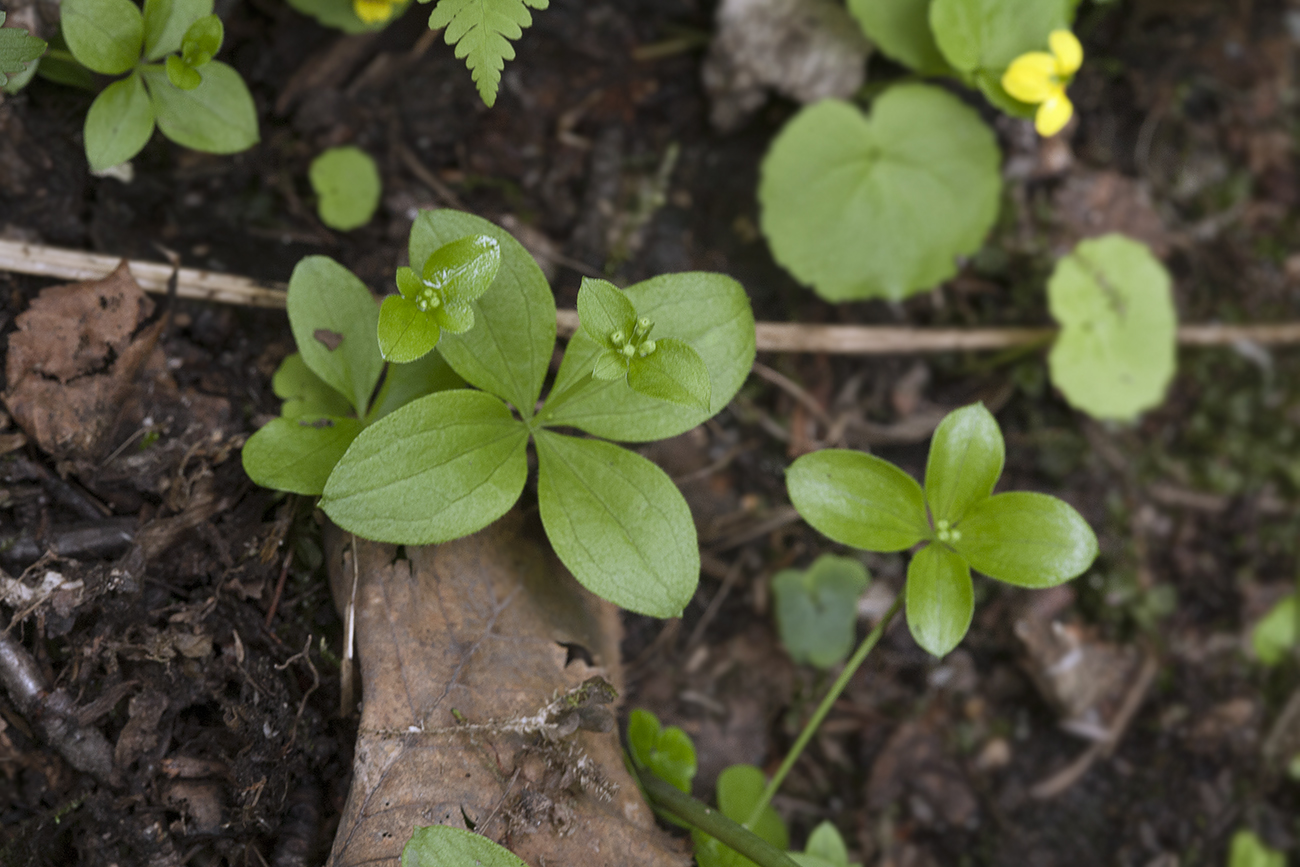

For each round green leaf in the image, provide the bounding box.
[1047,234,1177,421]
[309,146,382,232]
[787,450,930,553]
[271,352,354,419]
[62,0,143,75]
[905,543,973,657]
[84,73,156,172]
[692,764,788,866]
[378,293,440,363]
[759,87,1001,302]
[848,0,952,76]
[626,338,711,412]
[143,0,214,61]
[321,390,529,545]
[952,491,1098,587]
[803,821,852,867]
[929,0,1071,74]
[401,826,527,867]
[409,210,555,413]
[924,402,1004,525]
[772,554,870,668]
[141,60,258,154]
[627,709,697,795]
[535,430,698,618]
[1252,593,1297,667]
[241,416,363,496]
[540,272,755,442]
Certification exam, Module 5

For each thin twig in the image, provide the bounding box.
[264,547,295,629]
[751,362,833,429]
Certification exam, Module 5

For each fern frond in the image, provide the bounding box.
[0,13,48,87]
[426,0,548,107]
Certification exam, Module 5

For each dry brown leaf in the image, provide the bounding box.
[325,512,689,867]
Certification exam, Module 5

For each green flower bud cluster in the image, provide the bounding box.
[934,519,962,544]
[611,317,658,360]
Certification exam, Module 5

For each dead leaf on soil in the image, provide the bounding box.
[1053,170,1172,258]
[323,512,689,867]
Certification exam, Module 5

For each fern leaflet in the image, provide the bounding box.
[425,0,548,107]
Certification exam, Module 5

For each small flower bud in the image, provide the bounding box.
[621,344,636,358]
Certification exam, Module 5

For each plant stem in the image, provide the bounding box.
[637,772,801,867]
[744,593,905,828]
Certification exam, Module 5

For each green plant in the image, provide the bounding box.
[60,0,257,172]
[771,554,870,668]
[309,146,383,232]
[789,822,859,867]
[284,0,412,33]
[0,14,47,92]
[401,825,527,867]
[1227,830,1285,867]
[626,708,697,795]
[425,0,548,107]
[1252,592,1298,666]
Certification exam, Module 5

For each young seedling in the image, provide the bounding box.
[309,146,383,233]
[771,554,869,669]
[626,708,696,795]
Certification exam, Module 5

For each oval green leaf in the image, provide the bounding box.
[321,390,529,545]
[848,0,952,76]
[759,87,1001,302]
[535,430,698,618]
[803,821,852,867]
[409,210,555,413]
[142,0,213,60]
[952,491,1098,587]
[421,234,501,308]
[1047,234,1177,421]
[401,825,527,867]
[787,450,930,553]
[62,0,143,75]
[272,352,355,419]
[576,277,636,346]
[626,338,711,412]
[924,402,1004,525]
[1227,831,1286,867]
[84,73,156,172]
[241,416,364,495]
[179,13,221,65]
[1252,593,1297,667]
[309,146,382,232]
[377,293,440,363]
[141,60,258,154]
[905,543,973,657]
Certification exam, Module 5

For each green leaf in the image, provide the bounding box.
[952,492,1098,587]
[786,450,930,553]
[84,72,156,172]
[165,53,201,88]
[378,294,441,363]
[905,543,973,657]
[924,402,1004,525]
[847,0,952,76]
[409,210,554,413]
[800,822,855,867]
[180,13,221,66]
[61,0,143,75]
[534,430,698,618]
[142,0,213,60]
[541,272,755,442]
[0,14,48,87]
[1227,830,1286,867]
[401,825,527,867]
[772,554,870,668]
[928,0,1071,75]
[418,233,501,312]
[758,87,1001,302]
[367,349,466,421]
[241,416,364,496]
[321,390,529,544]
[1252,593,1297,667]
[140,60,258,154]
[1046,234,1177,421]
[693,765,788,867]
[309,146,382,232]
[627,708,697,794]
[272,353,356,419]
[285,0,412,33]
[285,255,385,417]
[36,48,96,90]
[426,0,549,107]
[577,277,637,347]
[626,338,711,411]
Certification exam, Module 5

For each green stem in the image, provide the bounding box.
[744,593,905,828]
[637,772,801,867]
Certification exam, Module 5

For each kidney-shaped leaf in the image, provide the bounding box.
[141,60,258,154]
[1047,234,1177,421]
[409,210,554,413]
[924,402,1004,524]
[772,554,870,668]
[953,491,1097,587]
[541,272,755,441]
[402,825,528,867]
[241,416,363,496]
[787,450,930,553]
[321,390,529,544]
[84,73,155,172]
[848,0,952,76]
[62,0,143,75]
[905,543,973,657]
[535,430,698,618]
[309,146,381,232]
[759,87,1001,302]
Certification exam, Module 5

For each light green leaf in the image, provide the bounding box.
[61,0,143,75]
[626,338,711,411]
[378,293,441,363]
[627,708,697,795]
[1227,830,1286,867]
[929,0,1071,75]
[847,0,952,76]
[576,277,637,347]
[165,54,201,89]
[802,822,855,867]
[787,450,930,553]
[790,856,839,867]
[534,430,698,618]
[401,825,527,867]
[367,349,466,421]
[272,352,355,419]
[141,60,258,154]
[285,255,385,417]
[409,210,555,413]
[0,14,47,87]
[924,402,1004,525]
[693,765,788,867]
[241,416,364,495]
[419,234,501,308]
[142,0,213,60]
[772,554,870,668]
[427,0,549,107]
[1252,593,1297,667]
[180,13,221,65]
[758,87,1001,302]
[905,543,973,657]
[309,146,382,232]
[540,272,755,441]
[952,491,1098,587]
[1047,234,1177,421]
[84,73,156,172]
[285,0,412,33]
[321,390,529,544]
[35,49,95,90]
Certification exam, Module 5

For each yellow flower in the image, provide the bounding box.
[1001,30,1083,137]
[353,0,398,24]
